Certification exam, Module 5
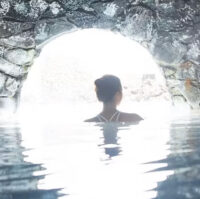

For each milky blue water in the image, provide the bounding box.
[1,114,200,199]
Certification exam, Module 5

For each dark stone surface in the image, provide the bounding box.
[0,0,200,107]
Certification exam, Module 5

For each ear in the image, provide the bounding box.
[115,91,122,105]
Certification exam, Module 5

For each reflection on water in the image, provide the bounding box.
[147,118,200,199]
[98,123,121,159]
[0,126,63,199]
[2,116,200,198]
[98,122,140,160]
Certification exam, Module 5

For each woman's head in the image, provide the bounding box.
[95,75,122,105]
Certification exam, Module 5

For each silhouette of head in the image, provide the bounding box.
[95,75,122,105]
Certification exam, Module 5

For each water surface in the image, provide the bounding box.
[1,114,200,199]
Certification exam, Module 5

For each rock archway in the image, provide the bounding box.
[0,0,200,108]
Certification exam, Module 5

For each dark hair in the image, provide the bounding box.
[95,75,122,103]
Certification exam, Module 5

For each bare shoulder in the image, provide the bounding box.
[119,112,143,123]
[84,116,99,122]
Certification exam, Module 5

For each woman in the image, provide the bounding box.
[85,75,143,123]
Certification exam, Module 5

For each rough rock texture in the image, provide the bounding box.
[0,0,200,108]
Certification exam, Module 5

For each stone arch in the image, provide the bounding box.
[0,0,200,109]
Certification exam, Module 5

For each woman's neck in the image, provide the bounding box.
[102,102,117,115]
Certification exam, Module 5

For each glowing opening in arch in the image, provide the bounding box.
[20,29,171,122]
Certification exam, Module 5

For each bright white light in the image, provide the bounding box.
[40,29,163,78]
[19,29,171,123]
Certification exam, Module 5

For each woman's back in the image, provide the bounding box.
[85,111,143,123]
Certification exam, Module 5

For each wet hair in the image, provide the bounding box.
[95,75,122,103]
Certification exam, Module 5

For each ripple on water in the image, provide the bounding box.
[0,125,64,199]
[0,117,200,199]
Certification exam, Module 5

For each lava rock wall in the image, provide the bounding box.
[0,0,200,108]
